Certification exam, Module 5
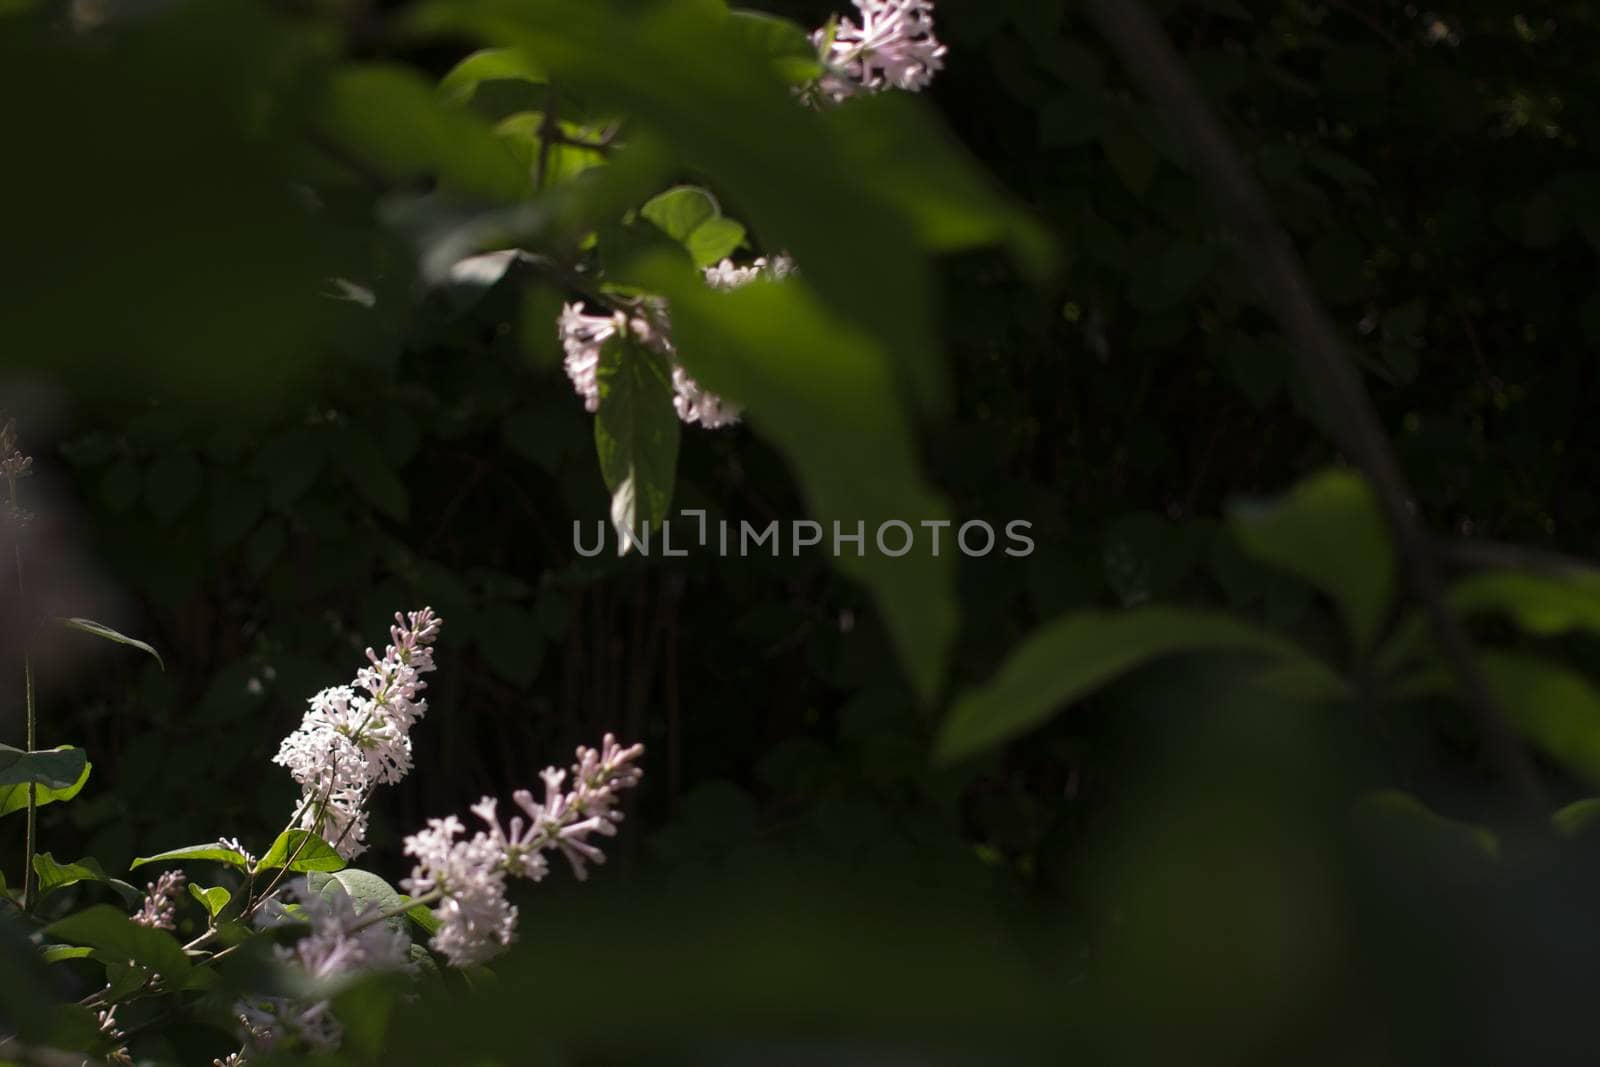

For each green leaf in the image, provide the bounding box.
[0,745,91,817]
[257,829,348,873]
[727,10,823,84]
[936,607,1334,762]
[439,47,547,105]
[638,257,956,701]
[307,870,413,936]
[319,64,531,201]
[639,186,747,268]
[55,617,164,670]
[45,905,190,980]
[188,884,232,918]
[1446,570,1600,637]
[1553,798,1600,838]
[821,93,1053,275]
[32,853,140,904]
[130,843,250,871]
[1478,653,1600,785]
[594,336,681,550]
[41,944,96,963]
[1229,468,1395,652]
[403,900,442,936]
[1351,789,1499,859]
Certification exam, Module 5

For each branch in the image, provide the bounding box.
[1078,0,1546,809]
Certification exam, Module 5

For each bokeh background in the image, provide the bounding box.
[5,0,1600,1062]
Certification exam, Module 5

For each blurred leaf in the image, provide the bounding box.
[821,93,1054,274]
[727,10,823,83]
[1479,653,1600,785]
[55,617,164,670]
[45,904,189,980]
[319,64,531,200]
[1552,797,1600,838]
[258,829,349,873]
[439,47,547,105]
[595,336,681,549]
[936,607,1335,762]
[1229,468,1394,652]
[1350,789,1499,860]
[640,255,956,701]
[640,185,746,268]
[1447,570,1600,637]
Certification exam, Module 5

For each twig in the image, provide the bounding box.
[1079,0,1546,809]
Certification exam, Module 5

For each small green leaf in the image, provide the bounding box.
[257,829,348,873]
[1229,468,1395,652]
[594,336,681,550]
[403,900,441,936]
[45,905,190,980]
[936,607,1334,762]
[41,944,96,964]
[130,843,250,871]
[55,617,164,670]
[639,186,748,268]
[0,745,91,817]
[187,884,233,918]
[439,47,547,105]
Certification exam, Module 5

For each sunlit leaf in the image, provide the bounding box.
[594,336,680,551]
[258,829,348,873]
[0,745,90,817]
[55,617,164,670]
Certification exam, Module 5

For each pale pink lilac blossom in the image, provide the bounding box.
[401,734,644,967]
[234,879,411,1056]
[132,869,186,930]
[272,609,442,859]
[559,257,796,429]
[812,0,947,102]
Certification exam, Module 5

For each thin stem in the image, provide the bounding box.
[1079,0,1546,810]
[348,889,443,935]
[9,466,35,911]
[535,86,560,192]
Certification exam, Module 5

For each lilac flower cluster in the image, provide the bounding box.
[272,609,442,858]
[235,881,411,1057]
[131,869,187,931]
[813,0,947,103]
[401,734,645,967]
[558,256,796,431]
